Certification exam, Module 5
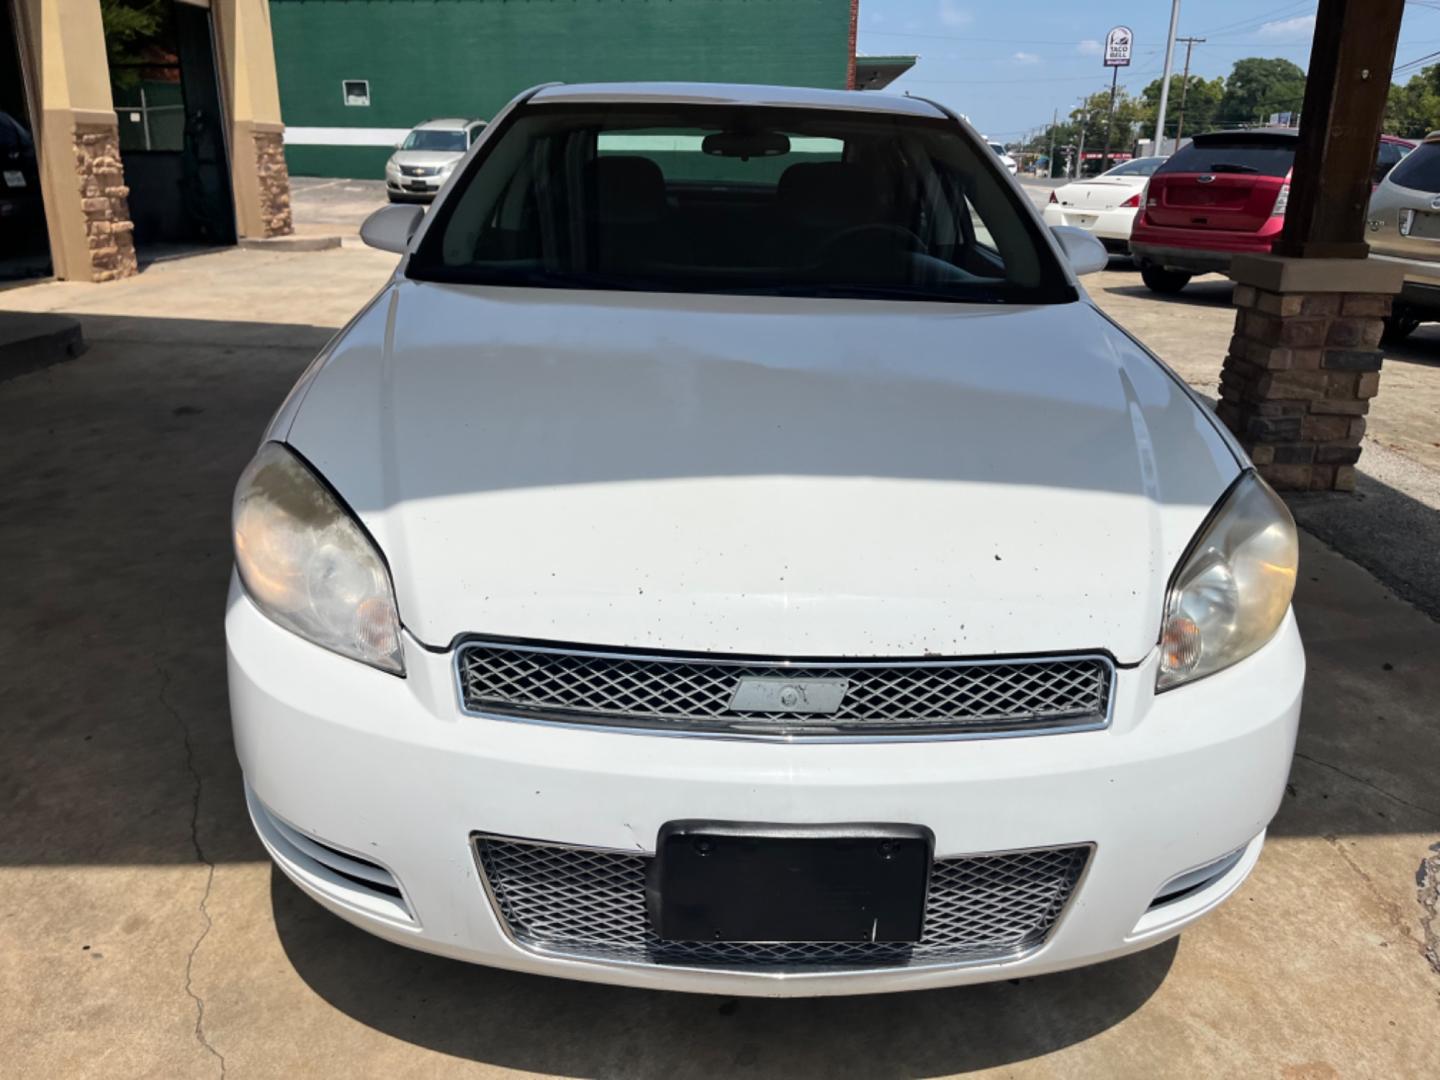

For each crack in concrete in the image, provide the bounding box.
[157,664,227,1080]
[1320,834,1426,954]
[1292,751,1440,822]
[1419,845,1440,977]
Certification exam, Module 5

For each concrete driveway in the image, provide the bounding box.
[2,222,1438,1076]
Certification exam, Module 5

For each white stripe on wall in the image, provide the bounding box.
[284,127,411,147]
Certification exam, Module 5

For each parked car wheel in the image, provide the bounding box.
[1381,309,1422,345]
[1141,266,1193,295]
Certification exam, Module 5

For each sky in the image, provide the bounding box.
[855,0,1440,141]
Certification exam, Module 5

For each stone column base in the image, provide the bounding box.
[253,130,294,238]
[1216,255,1403,492]
[73,121,137,282]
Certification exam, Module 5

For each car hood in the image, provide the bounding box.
[283,281,1240,661]
[389,149,462,168]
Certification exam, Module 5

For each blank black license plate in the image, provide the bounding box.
[649,822,933,943]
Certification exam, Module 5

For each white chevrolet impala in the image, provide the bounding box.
[227,83,1304,996]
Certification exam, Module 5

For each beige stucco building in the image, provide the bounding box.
[3,0,293,283]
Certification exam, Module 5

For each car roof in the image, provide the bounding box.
[528,81,949,120]
[413,118,479,130]
[1190,129,1299,145]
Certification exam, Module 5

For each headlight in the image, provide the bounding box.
[1158,472,1297,690]
[232,442,404,674]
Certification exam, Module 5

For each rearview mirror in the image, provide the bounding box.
[360,204,425,254]
[702,130,790,160]
[1050,225,1109,277]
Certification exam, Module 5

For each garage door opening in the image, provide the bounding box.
[106,0,235,257]
[1,0,51,284]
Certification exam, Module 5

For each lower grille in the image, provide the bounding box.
[456,641,1113,738]
[474,835,1089,971]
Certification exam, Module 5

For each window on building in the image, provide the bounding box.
[343,80,370,107]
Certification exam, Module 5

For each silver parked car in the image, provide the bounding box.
[1367,131,1440,342]
[385,118,487,203]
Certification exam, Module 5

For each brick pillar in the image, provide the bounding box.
[1216,256,1402,492]
[72,121,138,282]
[253,130,294,238]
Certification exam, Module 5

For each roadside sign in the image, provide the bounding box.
[1104,26,1133,67]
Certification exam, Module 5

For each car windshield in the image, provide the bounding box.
[1101,157,1163,178]
[409,103,1070,304]
[1157,138,1295,178]
[402,129,467,152]
[988,143,1006,156]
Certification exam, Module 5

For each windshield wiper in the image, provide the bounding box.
[729,282,1014,304]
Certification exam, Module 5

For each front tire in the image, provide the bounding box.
[1141,266,1192,295]
[1381,309,1421,345]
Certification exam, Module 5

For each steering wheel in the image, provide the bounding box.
[817,223,925,262]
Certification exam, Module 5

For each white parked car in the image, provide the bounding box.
[384,118,486,203]
[229,82,1304,997]
[1042,156,1168,252]
[987,139,1019,175]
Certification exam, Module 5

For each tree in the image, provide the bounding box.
[1068,88,1143,158]
[100,0,168,89]
[1139,75,1225,138]
[1218,57,1307,127]
[1385,67,1440,138]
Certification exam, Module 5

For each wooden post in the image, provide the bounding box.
[1274,0,1405,259]
[1217,0,1408,492]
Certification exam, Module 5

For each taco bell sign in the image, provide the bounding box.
[1104,26,1133,67]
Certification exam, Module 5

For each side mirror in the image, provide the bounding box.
[360,204,425,254]
[1050,225,1109,277]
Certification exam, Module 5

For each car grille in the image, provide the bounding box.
[474,836,1090,971]
[400,165,438,177]
[455,641,1112,737]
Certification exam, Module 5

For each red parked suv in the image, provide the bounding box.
[1130,130,1413,294]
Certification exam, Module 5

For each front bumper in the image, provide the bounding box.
[1129,217,1283,276]
[227,580,1303,996]
[385,171,447,201]
[1041,204,1138,245]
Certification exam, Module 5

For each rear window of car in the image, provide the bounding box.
[1386,142,1440,193]
[1157,138,1295,178]
[1103,157,1164,177]
[407,102,1074,306]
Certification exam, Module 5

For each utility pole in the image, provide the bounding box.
[1173,36,1206,149]
[1075,98,1089,178]
[1047,108,1058,179]
[1101,63,1120,172]
[1154,0,1182,154]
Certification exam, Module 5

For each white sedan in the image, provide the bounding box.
[1042,156,1168,252]
[228,83,1303,997]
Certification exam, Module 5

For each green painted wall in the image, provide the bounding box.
[271,0,856,177]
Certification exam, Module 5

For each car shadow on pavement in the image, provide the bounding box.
[1382,331,1440,368]
[270,867,1177,1079]
[1101,278,1235,310]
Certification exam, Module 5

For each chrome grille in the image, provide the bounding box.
[456,642,1112,737]
[474,836,1089,971]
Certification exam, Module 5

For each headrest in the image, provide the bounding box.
[777,161,882,230]
[588,155,666,225]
